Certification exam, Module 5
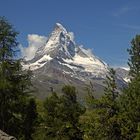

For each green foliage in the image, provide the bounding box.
[119,35,140,139]
[83,68,121,140]
[0,16,19,133]
[119,76,140,139]
[43,86,85,140]
[100,69,121,140]
[134,124,140,140]
[0,17,37,139]
[127,35,140,78]
[32,99,47,140]
[22,98,38,140]
[0,17,18,60]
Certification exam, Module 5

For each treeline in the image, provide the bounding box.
[1,17,140,140]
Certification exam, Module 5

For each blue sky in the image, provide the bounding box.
[0,0,140,67]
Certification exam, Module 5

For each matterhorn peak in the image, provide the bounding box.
[24,23,108,80]
[55,23,67,33]
[22,23,126,99]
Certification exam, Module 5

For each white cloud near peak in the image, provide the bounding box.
[20,34,47,60]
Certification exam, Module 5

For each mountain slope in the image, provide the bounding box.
[23,23,125,99]
[115,67,130,82]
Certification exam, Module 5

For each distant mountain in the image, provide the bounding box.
[115,67,130,82]
[23,23,126,100]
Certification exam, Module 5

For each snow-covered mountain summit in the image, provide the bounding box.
[24,23,108,79]
[22,23,127,99]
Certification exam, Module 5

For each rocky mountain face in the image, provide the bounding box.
[23,23,127,100]
[115,67,130,82]
[0,130,16,140]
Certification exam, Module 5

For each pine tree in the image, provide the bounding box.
[0,16,19,132]
[60,85,85,140]
[22,98,38,140]
[0,17,37,139]
[84,68,121,140]
[98,68,121,140]
[44,92,61,140]
[119,35,140,139]
[127,35,140,78]
[44,86,85,140]
[81,85,99,140]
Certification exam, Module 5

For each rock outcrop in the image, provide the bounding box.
[0,130,16,140]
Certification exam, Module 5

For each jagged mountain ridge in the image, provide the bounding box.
[23,23,126,99]
[24,23,108,79]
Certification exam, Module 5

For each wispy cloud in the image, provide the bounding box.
[113,6,134,17]
[120,24,140,30]
[19,34,47,60]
